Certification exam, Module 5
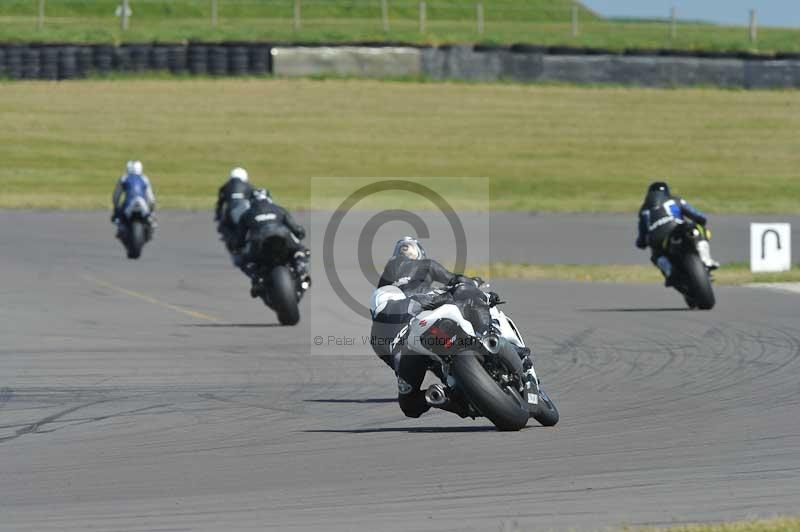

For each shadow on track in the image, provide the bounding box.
[305,398,396,404]
[578,308,689,313]
[303,426,500,434]
[181,323,283,328]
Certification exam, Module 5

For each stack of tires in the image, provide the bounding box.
[1,42,275,80]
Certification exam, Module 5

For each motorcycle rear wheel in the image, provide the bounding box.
[453,353,529,431]
[267,265,300,326]
[682,254,715,310]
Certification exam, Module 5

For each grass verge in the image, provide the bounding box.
[0,2,799,54]
[466,262,800,285]
[627,516,800,532]
[1,79,799,212]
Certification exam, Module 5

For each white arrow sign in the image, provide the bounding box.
[750,223,791,272]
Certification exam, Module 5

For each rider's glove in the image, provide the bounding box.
[635,237,647,249]
[293,226,306,240]
[110,213,117,223]
[487,291,503,307]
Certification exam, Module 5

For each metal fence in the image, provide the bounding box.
[0,1,773,48]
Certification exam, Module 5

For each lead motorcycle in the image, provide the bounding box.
[405,283,559,431]
[115,198,154,259]
[246,224,309,326]
[663,221,716,310]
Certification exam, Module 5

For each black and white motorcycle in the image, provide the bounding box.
[405,285,559,431]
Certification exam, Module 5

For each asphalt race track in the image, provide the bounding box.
[1,210,799,531]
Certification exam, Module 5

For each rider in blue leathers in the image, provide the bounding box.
[636,181,719,285]
[111,160,157,231]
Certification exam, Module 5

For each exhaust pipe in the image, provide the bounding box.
[425,384,448,406]
[482,334,526,378]
[481,334,501,355]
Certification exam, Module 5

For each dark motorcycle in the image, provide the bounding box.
[247,224,309,326]
[665,222,715,310]
[406,286,558,431]
[116,204,153,260]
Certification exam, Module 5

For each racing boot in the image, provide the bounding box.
[243,263,263,298]
[656,256,674,287]
[697,240,720,270]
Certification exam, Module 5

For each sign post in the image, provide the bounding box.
[750,223,791,272]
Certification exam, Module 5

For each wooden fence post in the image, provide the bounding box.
[121,0,130,30]
[571,3,579,37]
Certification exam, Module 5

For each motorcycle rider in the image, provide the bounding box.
[636,181,719,286]
[371,237,511,419]
[111,160,157,235]
[235,188,310,297]
[215,167,254,246]
[372,236,486,368]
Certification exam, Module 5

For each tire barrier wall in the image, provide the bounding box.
[1,42,799,89]
[420,45,800,89]
[0,43,271,80]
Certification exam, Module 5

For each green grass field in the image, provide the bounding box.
[632,516,800,532]
[467,262,800,285]
[1,78,798,212]
[1,0,799,53]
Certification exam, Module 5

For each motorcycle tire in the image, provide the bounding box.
[530,387,559,427]
[127,220,145,259]
[268,265,300,326]
[683,254,715,310]
[453,352,529,431]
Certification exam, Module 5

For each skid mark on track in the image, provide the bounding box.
[81,274,220,323]
[0,399,109,443]
[0,387,12,410]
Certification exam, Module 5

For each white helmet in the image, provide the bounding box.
[131,160,143,175]
[125,160,134,174]
[370,285,406,316]
[392,236,426,260]
[230,167,248,182]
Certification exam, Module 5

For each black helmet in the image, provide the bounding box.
[645,181,670,207]
[250,188,273,203]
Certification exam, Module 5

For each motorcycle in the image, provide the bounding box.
[664,222,716,310]
[405,284,559,431]
[115,199,153,260]
[246,224,310,326]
